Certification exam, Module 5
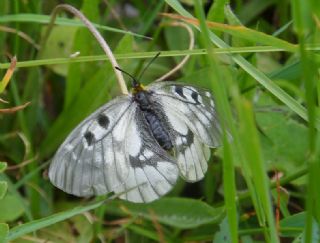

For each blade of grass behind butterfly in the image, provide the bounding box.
[39,34,134,159]
[193,1,239,242]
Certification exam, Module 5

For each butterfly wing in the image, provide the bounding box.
[114,107,179,203]
[48,96,135,197]
[148,82,222,181]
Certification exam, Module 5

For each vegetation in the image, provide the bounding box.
[0,0,319,242]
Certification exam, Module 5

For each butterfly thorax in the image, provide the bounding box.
[133,89,173,151]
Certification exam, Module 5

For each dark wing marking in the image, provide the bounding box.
[156,105,211,181]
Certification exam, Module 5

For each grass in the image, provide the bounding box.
[0,0,319,242]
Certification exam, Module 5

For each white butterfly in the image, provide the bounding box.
[49,74,222,203]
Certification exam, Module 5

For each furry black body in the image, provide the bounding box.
[134,90,173,151]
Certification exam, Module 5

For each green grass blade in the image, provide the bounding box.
[193,1,239,242]
[6,198,107,241]
[0,14,149,39]
[236,98,278,242]
[292,1,320,242]
[3,45,320,69]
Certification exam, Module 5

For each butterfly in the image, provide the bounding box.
[48,61,222,203]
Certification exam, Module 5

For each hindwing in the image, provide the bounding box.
[147,82,221,181]
[148,82,222,147]
[117,107,179,203]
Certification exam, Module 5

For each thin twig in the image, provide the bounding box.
[0,97,9,103]
[7,155,38,170]
[155,21,194,82]
[42,4,128,94]
[0,25,40,50]
[0,101,30,114]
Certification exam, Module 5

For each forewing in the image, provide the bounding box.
[48,96,134,197]
[116,108,179,203]
[148,82,222,148]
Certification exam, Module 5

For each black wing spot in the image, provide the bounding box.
[191,91,200,104]
[97,113,109,129]
[185,129,194,146]
[174,86,186,99]
[179,130,194,153]
[84,131,94,146]
[129,155,143,168]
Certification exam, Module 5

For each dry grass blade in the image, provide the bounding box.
[148,209,165,243]
[0,56,17,93]
[160,13,297,52]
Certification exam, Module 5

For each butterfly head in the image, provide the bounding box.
[131,79,145,93]
[115,52,161,94]
[115,66,146,94]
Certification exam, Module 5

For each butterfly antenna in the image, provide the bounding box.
[137,52,161,81]
[115,66,139,87]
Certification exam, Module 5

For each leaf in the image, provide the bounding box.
[105,198,224,229]
[256,94,308,184]
[40,25,78,76]
[0,181,7,200]
[0,162,7,173]
[280,212,305,234]
[280,212,320,241]
[213,216,232,242]
[0,223,9,243]
[0,194,25,222]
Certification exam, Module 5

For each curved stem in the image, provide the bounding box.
[42,4,128,94]
[155,22,194,82]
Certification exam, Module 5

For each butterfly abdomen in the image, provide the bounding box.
[144,111,173,150]
[134,90,173,151]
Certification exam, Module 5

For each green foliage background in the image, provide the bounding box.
[0,0,319,242]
